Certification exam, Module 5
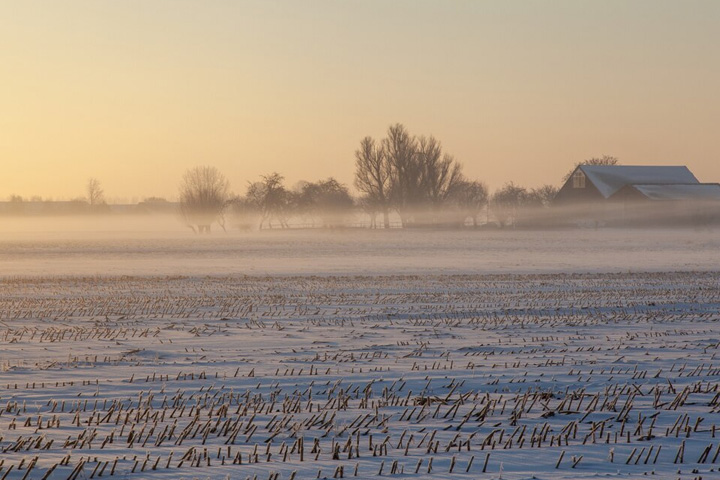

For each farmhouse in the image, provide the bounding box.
[554,165,720,204]
[553,165,720,225]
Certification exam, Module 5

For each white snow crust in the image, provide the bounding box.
[1,272,720,480]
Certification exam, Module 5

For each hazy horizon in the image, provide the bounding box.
[2,1,719,201]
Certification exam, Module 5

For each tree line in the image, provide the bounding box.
[0,178,111,216]
[178,123,591,233]
[2,123,615,228]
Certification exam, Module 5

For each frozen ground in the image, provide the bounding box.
[1,217,720,276]
[2,272,720,479]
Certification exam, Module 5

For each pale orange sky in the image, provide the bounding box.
[1,1,719,202]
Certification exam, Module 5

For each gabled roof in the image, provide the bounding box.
[629,183,720,201]
[579,165,698,198]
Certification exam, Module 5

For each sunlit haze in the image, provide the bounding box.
[2,0,719,201]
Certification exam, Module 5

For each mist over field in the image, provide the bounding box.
[1,214,719,277]
[3,210,720,480]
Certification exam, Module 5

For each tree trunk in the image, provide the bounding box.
[383,209,390,229]
[399,212,409,228]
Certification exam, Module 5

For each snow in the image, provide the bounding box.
[1,272,720,479]
[631,183,720,201]
[579,165,699,198]
[2,225,720,479]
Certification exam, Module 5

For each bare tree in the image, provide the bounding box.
[7,194,25,215]
[357,194,382,228]
[226,195,261,231]
[562,155,619,182]
[491,182,528,227]
[354,137,392,228]
[417,136,465,206]
[246,173,292,229]
[87,178,105,207]
[383,124,420,225]
[295,178,354,228]
[527,184,559,207]
[451,180,489,227]
[179,166,230,233]
[378,124,467,227]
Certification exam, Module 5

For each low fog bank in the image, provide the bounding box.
[515,200,720,229]
[2,198,719,236]
[1,213,719,277]
[0,214,183,239]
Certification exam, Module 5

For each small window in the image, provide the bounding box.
[572,170,586,188]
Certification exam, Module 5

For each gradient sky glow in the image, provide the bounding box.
[2,0,719,201]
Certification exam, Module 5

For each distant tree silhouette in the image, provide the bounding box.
[491,182,528,227]
[226,195,261,231]
[527,184,559,207]
[179,166,230,233]
[137,197,174,215]
[295,178,354,228]
[246,173,292,229]
[7,195,25,215]
[451,180,489,227]
[86,178,106,210]
[562,155,619,182]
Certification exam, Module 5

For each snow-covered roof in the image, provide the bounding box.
[630,183,720,201]
[578,165,699,198]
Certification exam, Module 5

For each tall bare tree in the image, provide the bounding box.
[179,166,230,233]
[354,136,392,228]
[383,124,420,225]
[355,124,471,227]
[417,136,464,206]
[385,125,468,226]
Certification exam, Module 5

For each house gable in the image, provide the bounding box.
[553,166,605,205]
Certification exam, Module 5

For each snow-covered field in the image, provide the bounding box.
[2,226,720,479]
[2,269,720,479]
